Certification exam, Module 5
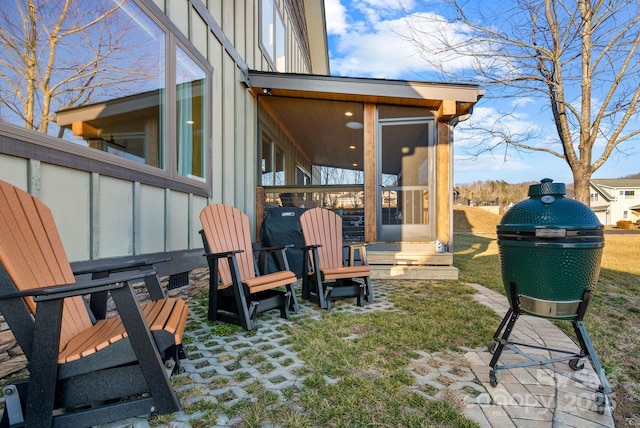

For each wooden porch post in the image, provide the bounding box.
[363,102,377,242]
[436,120,452,246]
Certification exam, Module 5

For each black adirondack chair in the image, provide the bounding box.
[299,207,373,309]
[199,204,299,331]
[0,180,189,427]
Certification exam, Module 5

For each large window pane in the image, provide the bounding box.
[176,47,206,179]
[275,10,286,72]
[261,0,274,62]
[260,0,286,71]
[275,145,285,185]
[33,2,165,167]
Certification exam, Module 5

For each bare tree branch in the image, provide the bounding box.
[401,0,640,203]
[0,0,157,133]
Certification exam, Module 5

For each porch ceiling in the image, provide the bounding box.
[248,71,483,171]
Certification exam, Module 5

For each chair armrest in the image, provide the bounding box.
[302,244,322,250]
[253,244,294,274]
[73,257,171,319]
[204,249,244,261]
[254,244,293,254]
[72,256,171,276]
[0,270,155,302]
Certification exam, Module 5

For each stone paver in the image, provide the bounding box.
[105,279,615,428]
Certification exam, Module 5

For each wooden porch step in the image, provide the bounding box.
[369,265,459,280]
[367,251,453,266]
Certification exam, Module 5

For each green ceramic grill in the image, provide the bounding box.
[496,178,604,319]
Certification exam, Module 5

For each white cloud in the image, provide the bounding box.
[326,2,494,79]
[325,0,348,35]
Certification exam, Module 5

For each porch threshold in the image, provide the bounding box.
[368,264,459,280]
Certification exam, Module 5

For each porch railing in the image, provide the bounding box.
[259,185,365,241]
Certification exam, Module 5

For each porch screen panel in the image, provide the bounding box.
[380,121,430,226]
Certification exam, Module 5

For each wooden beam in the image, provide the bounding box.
[438,100,457,120]
[71,121,100,138]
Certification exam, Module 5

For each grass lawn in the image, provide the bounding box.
[453,206,640,427]
[161,281,499,428]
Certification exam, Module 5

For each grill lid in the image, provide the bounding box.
[498,178,603,238]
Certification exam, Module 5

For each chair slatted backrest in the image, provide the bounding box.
[200,204,256,287]
[0,180,94,349]
[299,208,343,270]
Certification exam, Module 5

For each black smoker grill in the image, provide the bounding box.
[490,179,611,413]
[259,207,307,278]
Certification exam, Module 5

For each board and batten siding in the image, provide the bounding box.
[153,0,315,232]
[0,151,207,262]
[0,0,315,261]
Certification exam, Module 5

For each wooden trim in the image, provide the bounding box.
[190,0,249,77]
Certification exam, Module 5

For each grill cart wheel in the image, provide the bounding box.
[595,389,608,414]
[569,358,585,371]
[489,369,500,387]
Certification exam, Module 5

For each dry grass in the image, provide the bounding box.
[453,205,640,427]
[453,205,502,233]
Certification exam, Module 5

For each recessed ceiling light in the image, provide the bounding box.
[345,111,353,117]
[352,163,358,167]
[349,145,356,150]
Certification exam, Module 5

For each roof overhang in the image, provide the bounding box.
[248,71,484,119]
[248,71,484,169]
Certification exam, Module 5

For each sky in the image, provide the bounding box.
[323,0,640,185]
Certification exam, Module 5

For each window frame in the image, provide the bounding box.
[260,130,286,186]
[0,0,213,194]
[259,0,287,72]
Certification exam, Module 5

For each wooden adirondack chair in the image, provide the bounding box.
[299,207,374,309]
[199,204,299,331]
[0,180,189,428]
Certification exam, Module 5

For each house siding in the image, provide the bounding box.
[0,0,316,266]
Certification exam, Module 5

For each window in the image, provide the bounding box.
[260,0,286,72]
[590,192,599,202]
[0,1,209,184]
[296,166,311,185]
[176,47,206,179]
[624,210,628,219]
[26,2,168,168]
[261,134,284,185]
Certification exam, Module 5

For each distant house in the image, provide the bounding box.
[590,179,640,225]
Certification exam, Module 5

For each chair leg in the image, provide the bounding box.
[301,274,310,300]
[323,285,333,310]
[248,301,259,330]
[280,291,292,319]
[287,283,300,313]
[356,283,365,307]
[364,276,374,302]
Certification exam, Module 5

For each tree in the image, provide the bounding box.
[0,0,151,135]
[403,0,640,204]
